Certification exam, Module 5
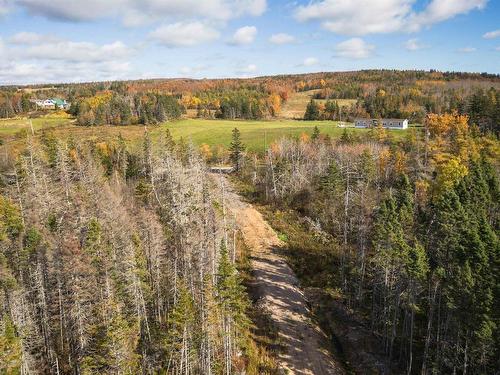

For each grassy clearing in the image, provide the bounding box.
[163,119,363,152]
[280,89,356,119]
[0,115,72,137]
[1,115,412,153]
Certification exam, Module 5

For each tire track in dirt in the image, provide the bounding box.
[213,174,345,375]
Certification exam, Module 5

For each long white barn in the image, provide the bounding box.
[355,118,409,129]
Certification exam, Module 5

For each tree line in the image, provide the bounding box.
[69,92,184,126]
[303,86,500,135]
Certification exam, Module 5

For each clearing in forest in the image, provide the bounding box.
[280,89,356,119]
[215,174,345,375]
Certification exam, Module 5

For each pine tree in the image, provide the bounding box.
[340,128,352,144]
[216,242,249,328]
[164,283,197,373]
[162,129,176,155]
[304,99,320,120]
[229,128,245,172]
[319,161,342,195]
[216,242,250,374]
[311,126,321,141]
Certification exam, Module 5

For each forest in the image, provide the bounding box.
[0,70,499,375]
[236,112,500,374]
[0,131,270,374]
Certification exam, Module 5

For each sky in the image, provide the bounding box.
[0,0,499,85]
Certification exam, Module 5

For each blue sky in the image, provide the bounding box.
[0,0,498,84]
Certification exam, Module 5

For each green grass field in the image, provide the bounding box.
[163,119,365,151]
[1,115,413,153]
[0,116,72,137]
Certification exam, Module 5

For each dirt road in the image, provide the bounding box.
[214,174,344,375]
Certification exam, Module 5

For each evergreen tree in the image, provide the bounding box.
[311,126,321,141]
[304,99,320,120]
[164,284,197,373]
[216,242,249,329]
[216,242,250,374]
[162,128,176,155]
[340,128,353,144]
[229,128,245,172]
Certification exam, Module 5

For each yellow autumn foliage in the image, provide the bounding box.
[267,94,281,116]
[299,132,310,144]
[393,150,408,174]
[85,92,113,110]
[434,155,468,195]
[96,142,110,156]
[199,143,213,160]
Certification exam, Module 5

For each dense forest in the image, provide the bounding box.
[0,132,270,374]
[236,112,499,374]
[68,92,184,126]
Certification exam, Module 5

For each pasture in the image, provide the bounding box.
[0,115,413,153]
[280,89,356,119]
[0,114,72,137]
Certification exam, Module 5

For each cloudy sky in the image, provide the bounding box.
[0,0,499,84]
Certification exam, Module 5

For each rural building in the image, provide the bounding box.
[43,99,55,109]
[52,98,69,109]
[354,118,409,129]
[30,98,69,110]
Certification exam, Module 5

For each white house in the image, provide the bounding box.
[30,99,69,110]
[355,118,409,130]
[42,99,56,109]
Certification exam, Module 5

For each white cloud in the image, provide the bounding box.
[404,38,426,51]
[9,31,61,44]
[24,40,131,62]
[15,0,267,23]
[302,57,319,66]
[408,0,487,32]
[334,38,374,59]
[229,26,257,45]
[150,22,220,47]
[269,33,295,44]
[0,37,5,58]
[457,47,476,53]
[294,0,487,35]
[295,0,413,35]
[0,60,133,85]
[0,33,135,84]
[496,46,500,51]
[483,30,500,39]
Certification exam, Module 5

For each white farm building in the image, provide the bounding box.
[355,118,409,130]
